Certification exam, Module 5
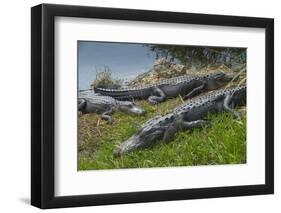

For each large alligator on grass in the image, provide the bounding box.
[95,71,234,104]
[114,85,246,156]
[78,92,145,124]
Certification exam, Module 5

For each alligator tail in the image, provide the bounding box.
[94,87,148,100]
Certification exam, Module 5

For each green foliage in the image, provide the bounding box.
[78,98,246,170]
[148,45,246,69]
[90,66,121,89]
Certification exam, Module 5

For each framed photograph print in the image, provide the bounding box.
[31,3,274,209]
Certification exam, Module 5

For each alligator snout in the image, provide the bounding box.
[130,105,146,115]
[113,134,142,157]
[225,72,235,81]
[118,103,146,116]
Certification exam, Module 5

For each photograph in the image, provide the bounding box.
[77,41,247,170]
[30,3,274,209]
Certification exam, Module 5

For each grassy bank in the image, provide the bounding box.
[78,97,246,170]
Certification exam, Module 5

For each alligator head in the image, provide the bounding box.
[117,101,146,115]
[113,127,167,157]
[206,71,234,90]
[113,114,173,156]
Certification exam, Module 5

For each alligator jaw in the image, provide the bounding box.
[113,135,142,157]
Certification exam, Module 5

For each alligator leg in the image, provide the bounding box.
[183,83,206,100]
[147,87,166,104]
[101,108,114,124]
[223,94,242,120]
[163,119,209,143]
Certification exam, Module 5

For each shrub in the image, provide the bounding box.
[91,66,121,89]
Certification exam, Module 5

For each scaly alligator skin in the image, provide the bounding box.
[95,71,234,104]
[114,85,246,156]
[78,92,145,124]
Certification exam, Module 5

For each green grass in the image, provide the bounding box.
[78,97,246,170]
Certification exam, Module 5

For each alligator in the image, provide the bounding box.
[95,71,234,104]
[78,92,145,124]
[113,85,246,156]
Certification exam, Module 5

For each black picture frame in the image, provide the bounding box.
[31,3,274,209]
